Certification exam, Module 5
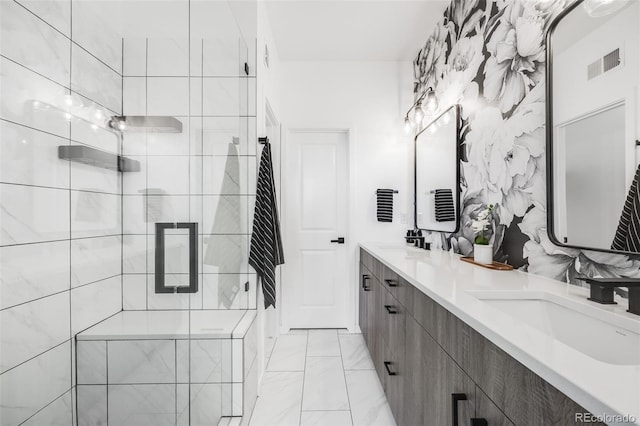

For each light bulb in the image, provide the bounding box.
[424,89,438,114]
[414,101,425,124]
[117,120,126,131]
[404,116,413,134]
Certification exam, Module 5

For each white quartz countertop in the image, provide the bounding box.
[77,310,256,340]
[360,242,640,426]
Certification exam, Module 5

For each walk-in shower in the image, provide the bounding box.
[0,0,259,425]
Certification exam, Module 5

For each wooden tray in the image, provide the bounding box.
[460,256,514,271]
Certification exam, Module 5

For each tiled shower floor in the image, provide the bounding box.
[248,329,396,426]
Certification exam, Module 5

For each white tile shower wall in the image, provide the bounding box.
[121,32,256,311]
[0,1,123,424]
[0,342,72,426]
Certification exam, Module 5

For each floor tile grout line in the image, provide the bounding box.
[264,334,278,368]
[337,330,356,426]
[298,332,309,426]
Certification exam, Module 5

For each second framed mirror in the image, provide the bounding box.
[415,105,461,233]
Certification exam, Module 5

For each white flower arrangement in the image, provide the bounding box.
[472,204,494,245]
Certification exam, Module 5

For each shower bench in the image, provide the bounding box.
[76,309,258,426]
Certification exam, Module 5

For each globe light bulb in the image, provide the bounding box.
[424,88,438,114]
[414,101,425,124]
[404,116,413,134]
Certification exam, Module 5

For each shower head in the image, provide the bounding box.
[108,116,183,133]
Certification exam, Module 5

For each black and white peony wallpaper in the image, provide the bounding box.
[414,0,640,292]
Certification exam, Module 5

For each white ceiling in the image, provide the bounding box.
[264,0,449,62]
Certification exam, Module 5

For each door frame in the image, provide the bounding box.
[280,126,356,333]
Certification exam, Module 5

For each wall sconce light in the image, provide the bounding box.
[414,99,425,124]
[108,116,127,131]
[404,115,413,133]
[403,87,438,134]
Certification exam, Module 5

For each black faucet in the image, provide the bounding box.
[584,278,640,315]
[405,231,429,249]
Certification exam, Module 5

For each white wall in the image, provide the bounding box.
[255,0,282,389]
[278,60,415,330]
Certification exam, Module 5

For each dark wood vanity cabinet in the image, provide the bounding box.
[403,312,476,426]
[359,249,603,426]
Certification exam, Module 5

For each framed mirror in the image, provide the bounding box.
[547,0,639,254]
[415,105,461,232]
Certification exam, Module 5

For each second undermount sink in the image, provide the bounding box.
[467,291,640,366]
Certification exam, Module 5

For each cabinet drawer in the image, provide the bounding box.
[403,316,475,426]
[358,264,370,338]
[376,285,406,422]
[469,330,604,426]
[360,248,374,275]
[475,386,514,426]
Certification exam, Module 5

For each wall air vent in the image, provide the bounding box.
[603,48,621,72]
[587,47,622,80]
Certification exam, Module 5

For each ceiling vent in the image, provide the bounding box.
[587,48,621,80]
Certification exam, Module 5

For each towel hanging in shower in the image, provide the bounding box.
[249,142,284,309]
[376,189,396,222]
[204,143,242,308]
[434,189,455,222]
[612,165,640,252]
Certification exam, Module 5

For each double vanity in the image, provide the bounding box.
[359,243,640,426]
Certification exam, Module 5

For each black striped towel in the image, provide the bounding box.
[249,142,284,309]
[434,189,455,222]
[376,189,395,222]
[612,165,640,252]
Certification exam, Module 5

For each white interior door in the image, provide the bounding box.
[283,129,349,329]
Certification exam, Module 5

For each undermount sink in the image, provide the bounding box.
[467,291,640,366]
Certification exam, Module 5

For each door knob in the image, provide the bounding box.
[330,237,345,244]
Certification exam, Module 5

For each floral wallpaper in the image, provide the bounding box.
[414,0,640,291]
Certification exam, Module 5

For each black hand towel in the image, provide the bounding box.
[434,189,455,222]
[249,142,284,309]
[612,165,640,252]
[376,189,395,222]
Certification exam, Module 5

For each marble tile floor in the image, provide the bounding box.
[248,329,396,426]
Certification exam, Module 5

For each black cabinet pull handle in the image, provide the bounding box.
[362,275,371,291]
[451,393,467,426]
[331,237,345,244]
[384,279,398,287]
[384,305,398,314]
[470,419,488,426]
[383,361,397,376]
